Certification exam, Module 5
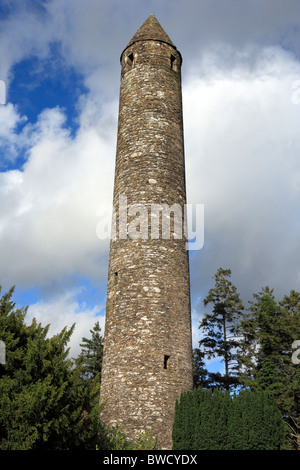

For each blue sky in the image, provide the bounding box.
[1,50,87,170]
[1,0,300,368]
[9,50,86,133]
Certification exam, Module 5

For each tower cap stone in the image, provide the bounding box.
[121,14,179,59]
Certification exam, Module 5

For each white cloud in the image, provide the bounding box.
[0,103,28,162]
[0,98,116,289]
[0,4,56,86]
[26,287,106,358]
[184,44,300,303]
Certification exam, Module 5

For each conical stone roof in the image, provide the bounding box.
[123,14,175,52]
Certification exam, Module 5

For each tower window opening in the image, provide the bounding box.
[164,355,171,369]
[114,271,119,285]
[127,53,134,68]
[170,55,177,71]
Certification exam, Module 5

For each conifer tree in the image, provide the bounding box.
[199,268,244,391]
[239,287,300,448]
[172,391,195,450]
[192,347,210,388]
[76,321,104,381]
[173,387,286,450]
[228,390,286,450]
[0,286,108,450]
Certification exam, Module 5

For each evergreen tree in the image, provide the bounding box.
[228,390,286,450]
[0,286,109,450]
[172,391,195,450]
[194,389,212,449]
[199,268,244,391]
[227,391,245,449]
[192,347,210,388]
[76,321,104,381]
[239,287,300,448]
[172,387,286,450]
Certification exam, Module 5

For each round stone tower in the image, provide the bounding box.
[100,14,193,450]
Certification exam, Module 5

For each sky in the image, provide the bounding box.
[0,0,300,363]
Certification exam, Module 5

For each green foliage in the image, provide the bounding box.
[192,348,210,389]
[105,421,157,450]
[1,277,298,450]
[75,321,104,381]
[199,268,244,391]
[0,286,109,450]
[195,268,300,449]
[239,287,300,448]
[0,286,157,451]
[172,390,195,449]
[193,388,231,450]
[228,390,287,450]
[172,387,287,450]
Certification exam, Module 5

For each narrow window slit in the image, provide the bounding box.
[164,355,170,369]
[127,53,134,68]
[170,55,177,71]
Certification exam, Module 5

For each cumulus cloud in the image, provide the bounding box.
[184,44,300,306]
[0,103,28,163]
[0,99,117,290]
[0,3,56,86]
[26,286,106,357]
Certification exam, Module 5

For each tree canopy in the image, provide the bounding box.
[0,286,107,450]
[194,268,300,449]
[199,268,244,390]
[173,387,287,450]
